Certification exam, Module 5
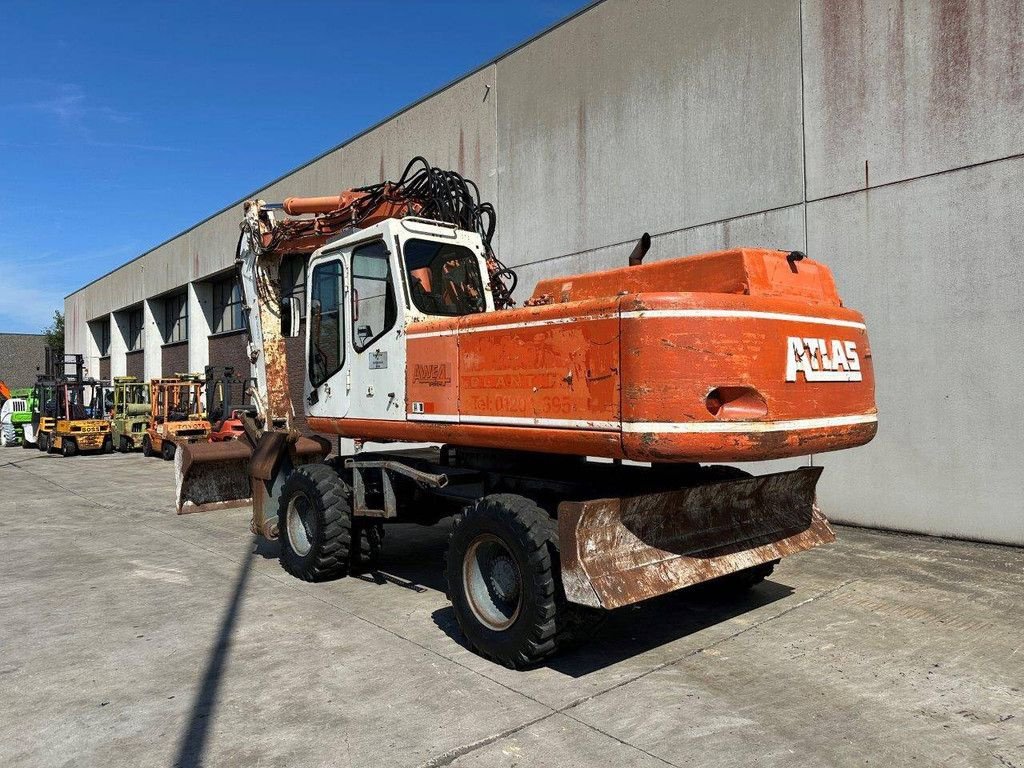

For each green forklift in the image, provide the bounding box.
[110,376,151,452]
[1,387,35,446]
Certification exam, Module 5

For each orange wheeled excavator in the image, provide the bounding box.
[177,158,876,667]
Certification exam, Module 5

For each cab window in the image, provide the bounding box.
[308,260,345,387]
[351,241,397,351]
[403,240,486,317]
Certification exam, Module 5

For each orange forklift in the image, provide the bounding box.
[204,365,257,442]
[143,375,211,460]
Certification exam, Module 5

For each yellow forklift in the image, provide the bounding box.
[34,357,112,456]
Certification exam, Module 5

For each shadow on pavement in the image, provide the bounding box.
[350,521,797,675]
[431,579,794,677]
[252,536,280,560]
[353,522,451,593]
[257,519,796,676]
[545,579,794,676]
[173,537,258,768]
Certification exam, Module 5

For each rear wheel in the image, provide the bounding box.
[0,424,14,447]
[117,435,130,453]
[278,463,353,582]
[102,436,113,454]
[445,493,603,669]
[61,438,77,457]
[142,435,154,458]
[162,440,176,461]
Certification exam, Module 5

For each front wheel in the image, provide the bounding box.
[445,494,603,669]
[278,463,353,582]
[38,433,48,452]
[61,438,77,457]
[102,436,113,454]
[162,440,176,461]
[141,435,154,458]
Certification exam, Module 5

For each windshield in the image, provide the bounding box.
[403,239,485,317]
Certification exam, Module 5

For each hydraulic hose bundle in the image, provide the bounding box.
[242,157,518,308]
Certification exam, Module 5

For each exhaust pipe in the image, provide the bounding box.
[628,232,651,266]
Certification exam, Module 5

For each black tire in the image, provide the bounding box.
[445,493,603,669]
[46,435,57,454]
[162,440,176,461]
[37,433,48,452]
[61,438,77,457]
[351,519,385,573]
[21,436,32,449]
[278,463,353,582]
[142,435,154,458]
[102,436,113,454]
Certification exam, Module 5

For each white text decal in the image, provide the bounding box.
[786,337,862,382]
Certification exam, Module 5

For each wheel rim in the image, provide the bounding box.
[463,534,523,631]
[286,492,315,556]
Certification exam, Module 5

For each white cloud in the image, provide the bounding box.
[0,242,140,333]
[0,283,65,334]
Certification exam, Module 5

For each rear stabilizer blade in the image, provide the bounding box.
[558,466,834,609]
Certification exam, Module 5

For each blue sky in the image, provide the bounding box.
[0,0,586,333]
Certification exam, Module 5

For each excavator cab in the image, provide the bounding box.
[304,218,492,425]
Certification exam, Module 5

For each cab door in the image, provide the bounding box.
[347,239,405,422]
[305,253,351,420]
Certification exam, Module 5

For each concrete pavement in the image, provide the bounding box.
[0,450,1021,767]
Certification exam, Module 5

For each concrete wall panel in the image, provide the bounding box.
[187,282,213,374]
[255,150,346,210]
[342,67,499,229]
[510,204,806,302]
[807,157,1024,544]
[495,0,804,268]
[803,0,1024,200]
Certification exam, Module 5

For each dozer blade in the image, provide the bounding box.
[175,440,253,515]
[557,466,833,610]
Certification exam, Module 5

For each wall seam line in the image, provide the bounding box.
[506,202,806,271]
[807,151,1024,206]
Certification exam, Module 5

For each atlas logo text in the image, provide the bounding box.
[785,337,862,382]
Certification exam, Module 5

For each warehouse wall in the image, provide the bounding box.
[66,0,1024,544]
